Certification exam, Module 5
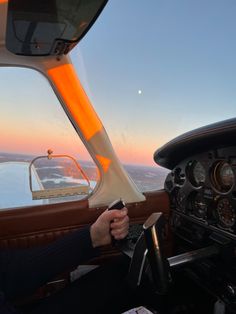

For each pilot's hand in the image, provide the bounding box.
[90,208,129,248]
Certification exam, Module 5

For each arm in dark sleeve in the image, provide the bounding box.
[0,226,99,300]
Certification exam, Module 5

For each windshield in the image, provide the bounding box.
[1,1,236,201]
[0,67,99,209]
[71,0,236,167]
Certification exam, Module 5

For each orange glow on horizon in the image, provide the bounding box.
[96,154,111,172]
[0,133,90,161]
[48,64,103,141]
[114,143,157,166]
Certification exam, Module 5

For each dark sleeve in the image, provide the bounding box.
[0,226,99,300]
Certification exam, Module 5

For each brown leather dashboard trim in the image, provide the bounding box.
[0,190,170,249]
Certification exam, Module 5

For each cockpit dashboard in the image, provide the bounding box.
[155,118,236,241]
[166,146,236,238]
[153,118,236,313]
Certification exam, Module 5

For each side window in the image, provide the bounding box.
[123,165,170,192]
[0,67,98,210]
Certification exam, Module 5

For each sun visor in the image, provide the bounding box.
[6,0,108,56]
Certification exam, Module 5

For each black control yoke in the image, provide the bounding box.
[128,212,220,294]
[143,213,172,294]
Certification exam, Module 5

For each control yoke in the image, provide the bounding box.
[143,213,171,294]
[128,212,219,294]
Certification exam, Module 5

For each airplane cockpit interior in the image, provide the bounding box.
[0,0,236,314]
[125,118,236,314]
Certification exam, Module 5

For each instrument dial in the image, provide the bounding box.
[186,160,206,188]
[173,167,185,186]
[175,190,186,212]
[216,198,236,228]
[191,192,208,219]
[211,161,234,193]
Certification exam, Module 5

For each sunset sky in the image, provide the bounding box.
[1,0,236,166]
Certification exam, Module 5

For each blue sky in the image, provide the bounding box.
[70,0,236,165]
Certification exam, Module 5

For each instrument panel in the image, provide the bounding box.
[165,146,236,237]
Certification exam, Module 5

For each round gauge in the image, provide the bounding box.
[175,190,186,212]
[173,167,185,186]
[216,198,236,228]
[211,161,234,193]
[191,192,208,219]
[186,160,206,187]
